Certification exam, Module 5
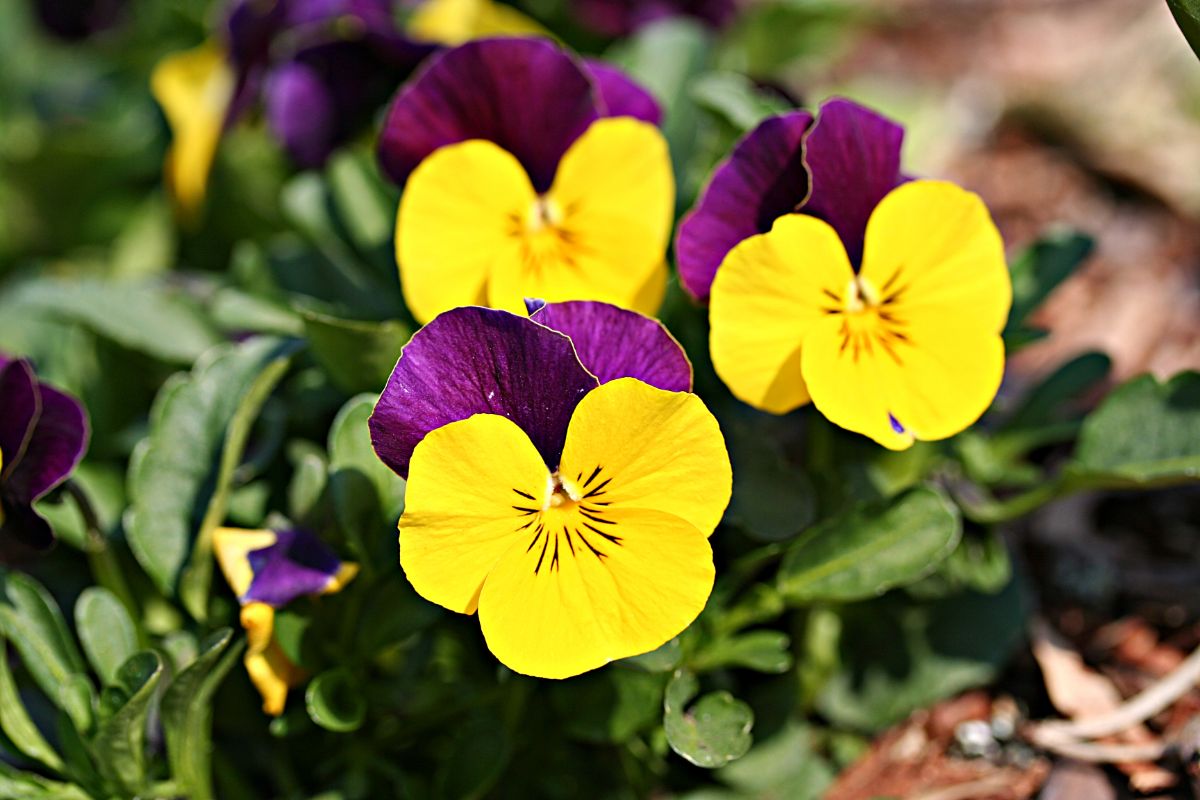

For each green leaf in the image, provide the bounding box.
[436,715,512,800]
[816,578,1026,732]
[1005,230,1093,336]
[715,722,834,800]
[777,487,961,604]
[692,631,793,674]
[328,394,406,568]
[1003,351,1111,431]
[305,668,367,733]
[326,149,396,249]
[352,574,439,657]
[125,337,298,599]
[551,668,665,744]
[0,572,92,732]
[92,651,163,795]
[1071,371,1200,486]
[0,762,88,800]
[8,277,221,364]
[0,631,64,771]
[663,670,753,768]
[74,587,138,687]
[1168,0,1200,60]
[690,72,791,132]
[161,629,242,800]
[299,305,410,395]
[725,421,815,542]
[907,529,1013,599]
[610,19,711,203]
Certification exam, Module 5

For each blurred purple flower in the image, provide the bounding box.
[573,0,737,37]
[0,355,88,561]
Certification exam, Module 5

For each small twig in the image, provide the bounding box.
[1035,643,1200,743]
[1027,734,1167,764]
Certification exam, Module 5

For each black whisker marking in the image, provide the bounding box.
[564,527,575,555]
[580,511,616,525]
[512,505,539,515]
[582,465,603,488]
[582,522,622,545]
[526,527,543,553]
[584,477,612,497]
[512,488,535,500]
[574,528,606,559]
[534,535,550,574]
[550,533,560,572]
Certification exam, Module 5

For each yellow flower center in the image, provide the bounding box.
[511,466,622,576]
[825,272,911,366]
[518,195,575,275]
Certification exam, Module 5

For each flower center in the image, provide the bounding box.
[546,472,579,510]
[525,195,564,234]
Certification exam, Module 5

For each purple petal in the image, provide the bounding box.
[377,38,599,191]
[243,528,345,607]
[530,301,691,392]
[369,307,598,478]
[584,60,662,126]
[265,61,338,169]
[800,97,905,267]
[675,110,813,302]
[0,503,54,562]
[10,384,88,503]
[0,358,40,491]
[574,0,737,36]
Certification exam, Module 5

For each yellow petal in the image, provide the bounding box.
[709,214,855,414]
[408,0,549,45]
[488,118,674,315]
[396,140,536,324]
[798,314,915,451]
[400,413,551,614]
[244,641,306,716]
[150,42,234,223]
[861,180,1011,334]
[322,562,360,596]
[558,378,731,536]
[240,602,276,655]
[477,505,713,679]
[213,527,278,598]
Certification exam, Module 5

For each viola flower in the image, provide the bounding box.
[0,355,88,561]
[573,0,737,37]
[378,38,673,324]
[151,0,540,219]
[680,99,1011,450]
[213,526,358,715]
[369,302,728,679]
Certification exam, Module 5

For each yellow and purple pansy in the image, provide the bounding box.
[678,98,1011,450]
[377,37,673,323]
[0,355,88,561]
[213,526,358,715]
[151,0,540,219]
[573,0,737,36]
[369,301,729,679]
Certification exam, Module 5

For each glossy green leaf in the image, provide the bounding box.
[1003,351,1111,431]
[551,668,665,744]
[299,305,410,395]
[328,394,406,567]
[125,337,297,599]
[663,670,753,768]
[7,277,221,364]
[74,587,138,686]
[691,72,790,132]
[1168,0,1200,59]
[816,578,1026,732]
[1071,371,1200,486]
[1005,230,1093,336]
[715,722,834,800]
[725,421,815,542]
[327,149,395,249]
[907,529,1013,599]
[306,668,366,733]
[0,631,63,771]
[777,487,961,604]
[0,572,92,732]
[692,631,793,674]
[93,651,163,794]
[161,629,242,800]
[0,762,88,800]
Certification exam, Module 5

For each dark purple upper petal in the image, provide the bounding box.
[585,60,662,126]
[800,97,905,267]
[243,528,345,607]
[370,307,599,478]
[264,61,338,169]
[0,358,40,490]
[9,384,88,503]
[377,37,600,191]
[574,0,738,36]
[0,503,55,562]
[530,301,692,393]
[675,110,813,302]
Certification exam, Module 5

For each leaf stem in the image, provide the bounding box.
[64,480,138,619]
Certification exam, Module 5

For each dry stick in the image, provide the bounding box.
[1028,734,1168,764]
[1032,642,1200,744]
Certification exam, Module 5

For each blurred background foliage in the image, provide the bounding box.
[2,0,1200,798]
